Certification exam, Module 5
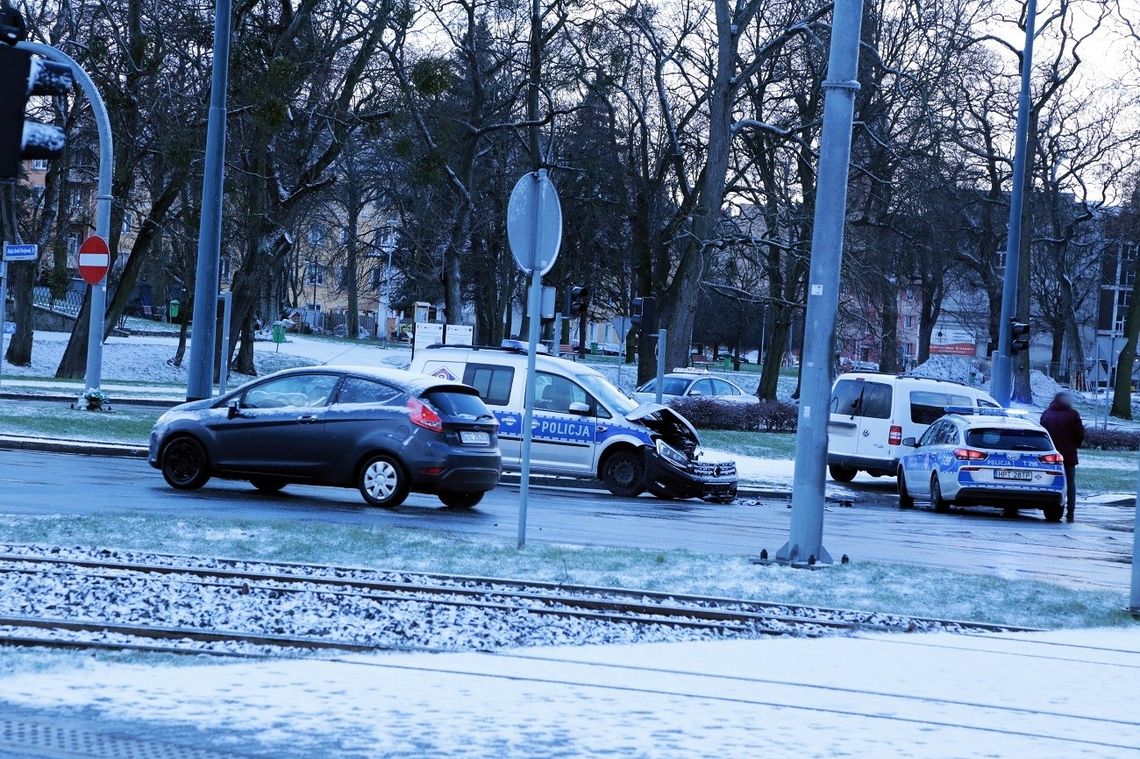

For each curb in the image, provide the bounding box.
[0,436,148,459]
[0,437,779,498]
[1,392,179,408]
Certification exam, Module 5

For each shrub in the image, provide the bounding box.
[667,397,797,433]
[1082,426,1140,452]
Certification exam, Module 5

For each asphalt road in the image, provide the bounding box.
[1,449,1133,590]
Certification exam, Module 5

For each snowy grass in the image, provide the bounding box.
[0,402,159,443]
[700,430,797,459]
[0,513,1131,631]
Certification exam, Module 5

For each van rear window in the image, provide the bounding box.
[463,363,514,406]
[910,391,971,425]
[830,380,891,419]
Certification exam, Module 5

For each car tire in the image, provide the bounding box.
[602,449,645,497]
[160,436,210,491]
[1043,504,1063,523]
[439,491,483,509]
[930,474,949,513]
[358,454,409,508]
[829,465,857,483]
[897,469,914,509]
[250,477,286,494]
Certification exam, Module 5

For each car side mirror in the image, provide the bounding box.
[227,401,240,420]
[901,436,917,447]
[568,401,591,416]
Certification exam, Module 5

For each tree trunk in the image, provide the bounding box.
[1110,246,1140,418]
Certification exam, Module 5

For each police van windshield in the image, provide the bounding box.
[578,373,639,416]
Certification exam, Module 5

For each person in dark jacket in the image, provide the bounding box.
[1040,391,1084,522]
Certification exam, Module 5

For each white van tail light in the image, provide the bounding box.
[888,425,902,445]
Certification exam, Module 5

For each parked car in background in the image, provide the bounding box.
[827,373,1000,482]
[410,345,738,502]
[149,366,501,509]
[634,370,758,406]
[896,408,1066,522]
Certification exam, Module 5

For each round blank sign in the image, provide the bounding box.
[507,170,562,276]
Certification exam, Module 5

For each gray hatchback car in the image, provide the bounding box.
[149,365,502,508]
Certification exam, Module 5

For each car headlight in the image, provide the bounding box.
[655,438,690,469]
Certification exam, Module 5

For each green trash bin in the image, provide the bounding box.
[168,299,179,320]
[723,357,732,371]
[590,341,599,355]
[272,324,287,344]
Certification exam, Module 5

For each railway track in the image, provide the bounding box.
[0,545,1034,657]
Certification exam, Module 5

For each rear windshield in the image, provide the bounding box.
[965,428,1053,451]
[830,380,891,419]
[910,391,972,425]
[422,389,492,421]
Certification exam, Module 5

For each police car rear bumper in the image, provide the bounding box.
[644,454,738,502]
[951,486,1063,508]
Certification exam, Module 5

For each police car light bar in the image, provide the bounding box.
[943,406,1028,417]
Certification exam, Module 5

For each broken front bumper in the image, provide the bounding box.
[644,453,738,502]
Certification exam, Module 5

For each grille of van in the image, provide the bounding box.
[692,461,736,479]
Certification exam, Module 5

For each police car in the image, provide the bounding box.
[896,407,1066,521]
[409,345,738,502]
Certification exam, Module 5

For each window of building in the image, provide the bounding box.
[305,264,323,286]
[31,159,48,171]
[903,315,915,328]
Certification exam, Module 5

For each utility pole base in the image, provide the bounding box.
[773,541,833,568]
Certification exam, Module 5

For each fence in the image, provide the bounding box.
[32,285,127,329]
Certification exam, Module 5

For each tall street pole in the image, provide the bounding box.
[990,0,1038,408]
[186,0,232,401]
[775,0,863,567]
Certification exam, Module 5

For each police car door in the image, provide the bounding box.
[529,372,595,473]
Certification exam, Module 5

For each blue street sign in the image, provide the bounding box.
[2,243,37,262]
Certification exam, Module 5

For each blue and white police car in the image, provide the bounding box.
[896,407,1066,521]
[410,344,738,502]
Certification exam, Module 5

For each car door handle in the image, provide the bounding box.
[297,415,319,424]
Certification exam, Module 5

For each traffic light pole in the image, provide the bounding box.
[774,0,863,567]
[17,43,113,394]
[990,0,1038,408]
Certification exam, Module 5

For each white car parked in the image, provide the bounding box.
[634,370,758,405]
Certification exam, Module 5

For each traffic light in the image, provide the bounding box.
[1009,320,1030,356]
[568,285,589,318]
[0,35,74,180]
[631,295,657,331]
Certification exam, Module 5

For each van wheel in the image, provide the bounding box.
[829,465,857,483]
[897,469,914,509]
[931,474,950,513]
[602,450,645,497]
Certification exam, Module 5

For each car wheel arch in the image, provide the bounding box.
[596,441,648,480]
[353,446,407,486]
[160,432,211,467]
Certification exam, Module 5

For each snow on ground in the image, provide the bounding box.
[907,355,982,385]
[1,628,1137,757]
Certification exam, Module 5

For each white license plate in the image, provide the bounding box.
[994,469,1032,481]
[460,431,490,445]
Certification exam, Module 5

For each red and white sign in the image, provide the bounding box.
[78,236,110,285]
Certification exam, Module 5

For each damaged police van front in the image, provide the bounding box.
[409,345,738,503]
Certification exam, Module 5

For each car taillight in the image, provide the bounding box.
[407,397,443,432]
[1039,453,1064,464]
[888,425,902,445]
[953,448,987,461]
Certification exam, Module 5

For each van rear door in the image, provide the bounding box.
[853,381,894,460]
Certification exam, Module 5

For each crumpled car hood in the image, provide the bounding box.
[626,403,700,452]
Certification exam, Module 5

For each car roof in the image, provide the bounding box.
[835,372,979,390]
[270,364,477,394]
[944,413,1046,431]
[420,345,606,379]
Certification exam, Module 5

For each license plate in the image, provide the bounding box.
[994,469,1032,481]
[460,431,490,445]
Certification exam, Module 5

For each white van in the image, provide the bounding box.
[827,373,999,481]
[409,345,738,501]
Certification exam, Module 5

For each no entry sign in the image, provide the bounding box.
[78,236,109,285]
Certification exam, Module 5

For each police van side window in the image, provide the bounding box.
[910,391,971,424]
[831,380,891,418]
[831,381,862,415]
[462,363,514,406]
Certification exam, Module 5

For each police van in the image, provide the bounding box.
[827,372,1000,482]
[409,345,737,502]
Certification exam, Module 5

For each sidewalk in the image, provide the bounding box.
[0,628,1137,757]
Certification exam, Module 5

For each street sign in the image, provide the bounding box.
[507,170,562,275]
[2,242,37,261]
[78,235,110,285]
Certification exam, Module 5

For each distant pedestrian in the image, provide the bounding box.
[1040,391,1084,523]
